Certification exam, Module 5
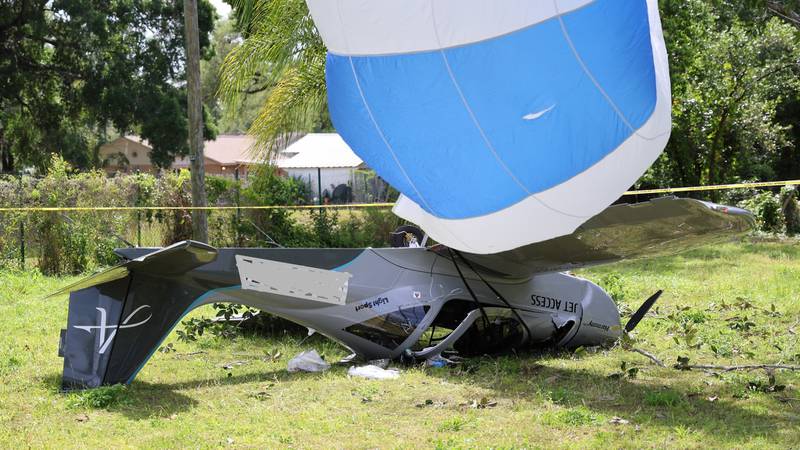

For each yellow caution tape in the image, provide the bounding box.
[0,202,396,212]
[622,179,800,196]
[1,180,799,213]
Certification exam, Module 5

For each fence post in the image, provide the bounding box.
[234,167,241,246]
[136,197,142,248]
[18,172,24,270]
[135,170,142,247]
[317,167,322,205]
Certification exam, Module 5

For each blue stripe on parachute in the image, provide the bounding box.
[326,0,656,220]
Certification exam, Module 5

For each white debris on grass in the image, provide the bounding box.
[348,365,400,380]
[287,350,330,373]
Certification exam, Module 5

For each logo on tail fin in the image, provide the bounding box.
[73,305,152,354]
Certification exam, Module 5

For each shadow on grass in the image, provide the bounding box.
[41,372,199,420]
[588,247,743,276]
[592,240,799,277]
[424,350,799,443]
[134,366,346,392]
[75,349,796,440]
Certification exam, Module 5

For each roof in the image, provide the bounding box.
[203,135,257,164]
[122,135,151,148]
[112,133,308,167]
[277,133,363,169]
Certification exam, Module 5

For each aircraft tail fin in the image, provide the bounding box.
[57,241,223,390]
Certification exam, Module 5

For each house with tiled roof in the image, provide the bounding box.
[98,134,281,177]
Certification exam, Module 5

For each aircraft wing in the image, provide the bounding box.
[458,197,754,278]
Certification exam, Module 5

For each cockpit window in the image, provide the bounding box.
[344,305,430,350]
[452,316,525,356]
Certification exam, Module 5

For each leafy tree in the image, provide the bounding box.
[201,18,269,134]
[774,94,800,179]
[0,0,217,172]
[641,0,800,196]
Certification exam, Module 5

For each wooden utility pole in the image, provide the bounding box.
[183,0,208,242]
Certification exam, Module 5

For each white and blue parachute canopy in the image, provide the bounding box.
[306,0,671,254]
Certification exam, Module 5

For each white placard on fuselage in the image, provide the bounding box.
[236,255,352,305]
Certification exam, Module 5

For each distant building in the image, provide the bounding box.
[277,133,391,203]
[98,134,274,177]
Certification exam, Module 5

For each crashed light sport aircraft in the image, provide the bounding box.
[56,198,753,389]
[54,0,754,389]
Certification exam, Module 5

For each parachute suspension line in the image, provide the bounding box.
[429,3,530,198]
[553,0,636,134]
[447,247,490,328]
[332,0,433,214]
[454,250,533,342]
[346,58,434,214]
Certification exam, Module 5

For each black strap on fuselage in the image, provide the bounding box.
[447,247,491,328]
[453,249,533,342]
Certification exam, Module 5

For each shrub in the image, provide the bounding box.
[643,390,684,408]
[738,190,783,233]
[30,156,134,274]
[780,186,800,235]
[67,384,130,409]
[152,170,193,246]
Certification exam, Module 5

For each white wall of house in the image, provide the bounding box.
[285,167,355,199]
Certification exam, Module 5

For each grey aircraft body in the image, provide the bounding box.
[55,197,753,389]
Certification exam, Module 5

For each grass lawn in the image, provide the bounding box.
[1,240,799,448]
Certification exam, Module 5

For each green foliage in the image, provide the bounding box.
[0,0,217,172]
[0,356,21,377]
[438,416,470,432]
[22,156,134,274]
[780,185,800,234]
[739,190,784,232]
[239,168,309,247]
[202,19,270,134]
[0,158,399,273]
[608,361,640,380]
[597,273,627,305]
[644,390,685,408]
[219,0,330,160]
[67,385,130,409]
[542,407,597,426]
[545,387,571,404]
[747,373,787,393]
[641,1,800,191]
[177,303,262,343]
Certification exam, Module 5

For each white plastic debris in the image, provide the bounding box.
[368,358,390,369]
[347,365,400,380]
[287,350,330,373]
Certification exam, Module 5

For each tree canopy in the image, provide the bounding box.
[644,0,800,195]
[218,0,328,156]
[3,0,799,189]
[0,0,218,172]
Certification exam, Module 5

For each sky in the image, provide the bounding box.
[209,0,232,20]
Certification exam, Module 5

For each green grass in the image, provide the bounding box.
[1,240,799,448]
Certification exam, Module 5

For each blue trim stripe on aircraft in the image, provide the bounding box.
[126,285,242,384]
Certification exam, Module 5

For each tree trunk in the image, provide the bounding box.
[707,108,730,203]
[183,0,208,242]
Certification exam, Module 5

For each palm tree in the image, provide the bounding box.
[218,0,328,159]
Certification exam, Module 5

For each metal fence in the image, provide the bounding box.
[1,177,799,273]
[0,172,402,272]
